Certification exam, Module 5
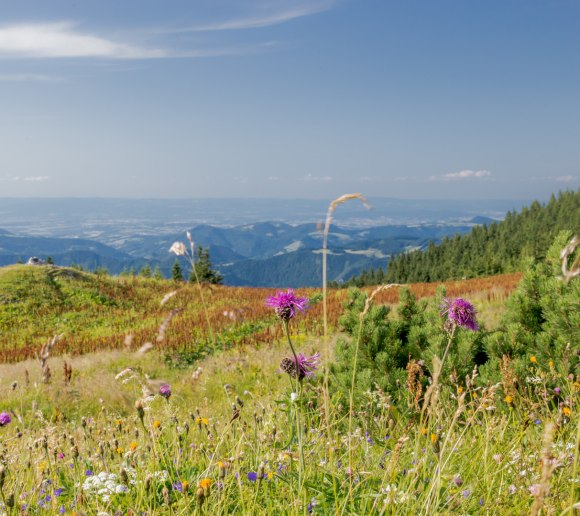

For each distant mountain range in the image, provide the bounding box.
[0,220,489,286]
[0,196,519,285]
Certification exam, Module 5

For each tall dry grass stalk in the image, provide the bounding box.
[185,232,217,349]
[560,235,579,283]
[530,422,556,516]
[321,193,371,339]
[347,284,400,479]
[320,193,370,485]
[38,334,63,384]
[169,232,216,349]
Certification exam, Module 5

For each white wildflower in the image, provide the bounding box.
[169,242,187,256]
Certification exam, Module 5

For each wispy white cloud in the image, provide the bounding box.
[553,175,578,182]
[429,170,493,181]
[0,22,281,60]
[0,175,50,182]
[179,1,335,32]
[23,176,50,181]
[0,22,166,59]
[300,174,333,182]
[0,2,335,61]
[0,73,63,82]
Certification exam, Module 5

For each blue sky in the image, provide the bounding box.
[0,0,579,200]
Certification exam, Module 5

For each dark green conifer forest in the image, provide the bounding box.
[346,189,579,286]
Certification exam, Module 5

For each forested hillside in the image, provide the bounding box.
[382,189,579,283]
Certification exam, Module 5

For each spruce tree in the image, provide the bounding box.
[172,260,184,281]
[139,264,152,278]
[189,245,223,284]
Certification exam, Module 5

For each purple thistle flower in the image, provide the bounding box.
[266,289,309,321]
[441,297,479,331]
[172,482,183,493]
[0,412,11,426]
[85,470,94,476]
[279,353,320,380]
[159,384,171,399]
[247,472,258,482]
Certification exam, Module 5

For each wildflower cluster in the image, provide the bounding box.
[82,471,131,501]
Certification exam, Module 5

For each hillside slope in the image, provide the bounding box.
[0,263,522,363]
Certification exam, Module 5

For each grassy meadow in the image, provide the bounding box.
[0,257,577,514]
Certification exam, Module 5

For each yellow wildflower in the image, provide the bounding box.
[198,478,211,489]
[117,447,123,454]
[504,395,513,404]
[430,433,438,444]
[153,420,161,429]
[181,480,189,493]
[549,360,554,369]
[130,441,138,452]
[420,427,428,435]
[196,417,209,426]
[457,386,463,394]
[530,356,537,364]
[562,407,571,417]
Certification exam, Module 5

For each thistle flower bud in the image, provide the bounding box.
[196,486,205,506]
[135,400,145,423]
[431,433,440,454]
[162,486,171,505]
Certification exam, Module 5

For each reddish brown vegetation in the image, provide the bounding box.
[0,273,522,363]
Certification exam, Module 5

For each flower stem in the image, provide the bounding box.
[440,324,456,371]
[282,319,305,488]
